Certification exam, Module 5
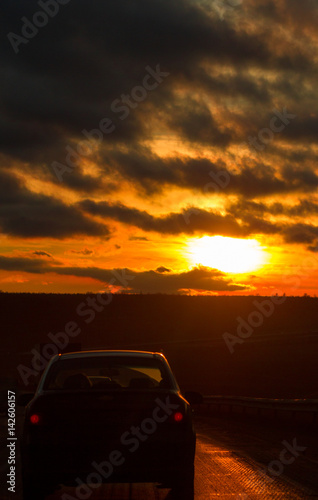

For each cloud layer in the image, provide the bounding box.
[0,255,248,293]
[1,0,318,292]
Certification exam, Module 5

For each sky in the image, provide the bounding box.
[1,0,318,295]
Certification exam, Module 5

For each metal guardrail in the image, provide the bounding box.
[195,396,318,424]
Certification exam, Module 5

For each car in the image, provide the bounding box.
[19,350,199,499]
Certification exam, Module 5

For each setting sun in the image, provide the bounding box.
[188,236,266,274]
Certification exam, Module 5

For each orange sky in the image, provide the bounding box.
[1,0,318,295]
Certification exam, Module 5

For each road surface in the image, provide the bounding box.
[1,413,317,499]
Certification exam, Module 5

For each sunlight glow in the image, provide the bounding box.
[188,236,266,274]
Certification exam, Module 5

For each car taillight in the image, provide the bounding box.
[173,411,184,422]
[30,413,41,425]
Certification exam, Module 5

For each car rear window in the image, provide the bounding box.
[43,356,174,391]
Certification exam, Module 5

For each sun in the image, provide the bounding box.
[187,236,266,274]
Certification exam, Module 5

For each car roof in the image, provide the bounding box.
[56,350,166,360]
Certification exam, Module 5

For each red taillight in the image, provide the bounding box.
[30,414,41,425]
[173,411,184,422]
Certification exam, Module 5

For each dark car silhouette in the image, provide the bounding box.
[20,350,197,499]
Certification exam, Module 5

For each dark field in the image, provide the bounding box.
[1,293,318,398]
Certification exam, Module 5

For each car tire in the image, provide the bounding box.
[170,463,194,500]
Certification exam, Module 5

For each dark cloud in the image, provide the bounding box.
[195,69,272,104]
[156,266,171,273]
[281,224,318,245]
[237,213,279,236]
[281,165,318,188]
[129,236,149,241]
[32,251,52,258]
[70,248,94,256]
[1,0,316,182]
[228,198,318,218]
[0,170,110,238]
[288,200,318,217]
[307,244,318,253]
[0,255,48,274]
[100,149,318,198]
[78,199,246,237]
[51,169,112,194]
[228,198,318,249]
[124,267,248,294]
[166,97,232,146]
[0,255,248,293]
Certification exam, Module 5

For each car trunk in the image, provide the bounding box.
[25,389,189,476]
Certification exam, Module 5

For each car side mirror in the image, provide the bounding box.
[17,393,34,406]
[184,391,203,405]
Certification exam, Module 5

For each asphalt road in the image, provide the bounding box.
[1,412,317,499]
